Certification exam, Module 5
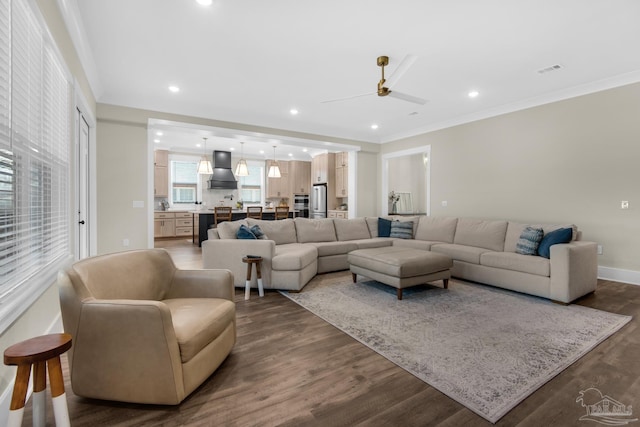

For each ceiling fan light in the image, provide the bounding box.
[235,159,249,176]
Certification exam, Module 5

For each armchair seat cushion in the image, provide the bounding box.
[164,298,236,363]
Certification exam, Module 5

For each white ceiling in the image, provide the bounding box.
[71,0,640,154]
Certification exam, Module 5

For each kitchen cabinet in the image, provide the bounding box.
[328,210,348,219]
[311,153,328,184]
[174,212,193,236]
[289,160,311,195]
[154,212,175,238]
[335,152,348,197]
[266,160,289,199]
[154,150,169,197]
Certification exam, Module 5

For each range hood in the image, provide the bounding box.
[207,151,238,190]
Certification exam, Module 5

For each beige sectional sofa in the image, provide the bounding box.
[202,216,598,303]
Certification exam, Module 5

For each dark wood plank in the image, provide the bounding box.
[22,241,640,426]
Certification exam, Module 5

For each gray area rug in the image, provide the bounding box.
[281,273,631,423]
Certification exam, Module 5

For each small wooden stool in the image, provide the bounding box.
[4,333,72,427]
[242,256,264,300]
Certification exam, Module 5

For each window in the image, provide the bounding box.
[171,160,197,204]
[0,0,71,333]
[238,161,264,205]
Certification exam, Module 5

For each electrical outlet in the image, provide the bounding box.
[621,201,629,209]
[597,245,603,255]
[123,238,130,247]
[441,201,448,207]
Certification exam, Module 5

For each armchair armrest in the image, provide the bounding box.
[72,299,185,404]
[550,241,598,303]
[202,239,276,287]
[167,269,234,301]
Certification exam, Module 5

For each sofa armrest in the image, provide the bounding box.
[550,241,598,303]
[71,299,185,404]
[167,269,234,301]
[202,239,276,287]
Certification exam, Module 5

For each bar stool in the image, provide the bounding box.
[4,333,72,427]
[242,256,264,300]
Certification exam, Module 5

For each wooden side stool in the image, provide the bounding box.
[4,333,72,427]
[242,256,264,300]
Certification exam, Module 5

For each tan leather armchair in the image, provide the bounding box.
[58,249,236,405]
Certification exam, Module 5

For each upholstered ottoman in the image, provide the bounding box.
[348,247,453,300]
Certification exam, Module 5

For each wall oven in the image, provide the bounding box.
[293,194,310,218]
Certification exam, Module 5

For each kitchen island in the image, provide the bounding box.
[196,209,295,246]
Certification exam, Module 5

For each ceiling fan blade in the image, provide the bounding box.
[320,92,375,103]
[385,54,418,89]
[388,90,427,105]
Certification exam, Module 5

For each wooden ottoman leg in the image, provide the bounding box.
[48,356,70,427]
[33,361,47,427]
[256,261,264,297]
[245,262,252,301]
[352,272,357,283]
[397,288,403,300]
[443,278,449,289]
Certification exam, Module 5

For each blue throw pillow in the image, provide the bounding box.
[237,224,257,240]
[537,227,572,258]
[378,217,392,237]
[515,226,544,255]
[250,225,267,240]
[389,221,413,239]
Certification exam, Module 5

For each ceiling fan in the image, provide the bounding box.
[322,55,427,105]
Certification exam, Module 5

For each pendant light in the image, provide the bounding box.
[267,145,281,178]
[235,141,249,176]
[197,137,213,174]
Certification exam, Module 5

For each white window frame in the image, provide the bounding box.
[238,160,265,206]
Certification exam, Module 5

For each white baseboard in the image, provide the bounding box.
[0,313,63,424]
[598,266,640,286]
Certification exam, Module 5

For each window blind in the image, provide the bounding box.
[0,0,71,333]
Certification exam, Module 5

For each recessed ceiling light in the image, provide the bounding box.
[196,143,201,148]
[168,85,180,93]
[468,90,479,98]
[196,0,212,5]
[371,124,379,130]
[153,139,160,143]
[302,148,308,152]
[290,109,299,115]
[156,131,163,136]
[259,150,265,154]
[288,153,293,157]
[229,147,235,151]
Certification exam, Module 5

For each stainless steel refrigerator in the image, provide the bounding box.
[312,184,327,218]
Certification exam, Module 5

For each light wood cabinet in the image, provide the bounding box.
[289,161,311,195]
[335,152,348,197]
[154,150,169,197]
[267,160,289,199]
[154,212,175,237]
[328,210,348,219]
[174,212,193,236]
[311,153,328,184]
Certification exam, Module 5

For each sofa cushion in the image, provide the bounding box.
[537,227,573,259]
[415,216,458,243]
[504,222,578,252]
[163,298,236,363]
[515,226,544,255]
[378,217,392,237]
[294,218,337,243]
[246,218,297,245]
[236,224,257,239]
[480,252,550,277]
[389,221,413,239]
[334,218,371,241]
[365,217,379,237]
[217,220,248,240]
[353,238,394,250]
[431,243,492,264]
[454,218,508,252]
[272,243,317,270]
[392,239,437,251]
[309,241,358,257]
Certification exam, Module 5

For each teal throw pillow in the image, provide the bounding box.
[537,227,572,258]
[515,226,544,255]
[250,225,267,240]
[237,224,257,240]
[389,221,413,239]
[378,217,392,237]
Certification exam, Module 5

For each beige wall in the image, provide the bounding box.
[382,82,640,273]
[355,151,379,217]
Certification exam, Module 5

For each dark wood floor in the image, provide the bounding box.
[25,239,640,426]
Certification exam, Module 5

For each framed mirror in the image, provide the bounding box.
[381,146,430,216]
